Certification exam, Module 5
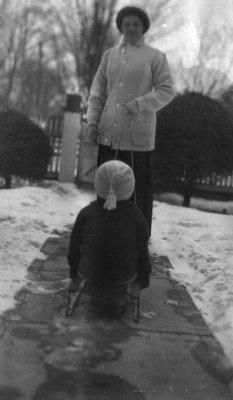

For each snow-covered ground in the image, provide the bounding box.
[1,180,233,367]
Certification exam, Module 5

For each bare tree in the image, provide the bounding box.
[45,0,117,102]
[145,0,187,43]
[0,1,43,108]
[0,0,65,119]
[0,1,19,107]
[173,11,233,98]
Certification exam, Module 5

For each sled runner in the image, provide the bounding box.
[65,278,87,317]
[65,276,141,323]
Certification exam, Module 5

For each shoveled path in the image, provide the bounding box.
[0,231,233,400]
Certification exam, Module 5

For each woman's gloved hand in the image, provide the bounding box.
[124,100,139,114]
[87,124,99,143]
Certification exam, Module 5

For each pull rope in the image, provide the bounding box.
[114,113,136,204]
[130,144,136,204]
[129,115,136,205]
[104,110,137,209]
[103,116,124,210]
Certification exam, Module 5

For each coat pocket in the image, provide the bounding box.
[130,120,152,148]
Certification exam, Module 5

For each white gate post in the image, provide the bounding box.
[59,94,82,182]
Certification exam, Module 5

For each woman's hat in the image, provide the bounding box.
[94,160,135,210]
[116,5,150,34]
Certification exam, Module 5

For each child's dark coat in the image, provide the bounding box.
[67,198,151,289]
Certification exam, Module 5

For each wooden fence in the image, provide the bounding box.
[155,172,233,199]
[76,132,98,184]
[162,172,233,193]
[195,172,233,193]
[46,115,97,183]
[46,116,63,179]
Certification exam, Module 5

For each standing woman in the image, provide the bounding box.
[87,5,175,235]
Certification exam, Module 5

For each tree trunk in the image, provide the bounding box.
[182,187,192,207]
[182,166,195,207]
[4,174,12,189]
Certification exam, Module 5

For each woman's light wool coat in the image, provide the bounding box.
[87,39,175,151]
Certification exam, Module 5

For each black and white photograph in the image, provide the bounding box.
[0,1,233,399]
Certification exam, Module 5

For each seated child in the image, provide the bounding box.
[67,160,151,292]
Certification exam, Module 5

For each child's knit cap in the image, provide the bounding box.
[94,160,135,210]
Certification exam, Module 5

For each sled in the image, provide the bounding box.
[65,276,140,323]
[65,278,87,317]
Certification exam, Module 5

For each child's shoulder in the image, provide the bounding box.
[81,199,106,215]
[81,199,99,212]
[121,201,146,219]
[124,201,141,212]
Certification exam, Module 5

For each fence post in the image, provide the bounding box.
[76,126,98,185]
[59,94,82,183]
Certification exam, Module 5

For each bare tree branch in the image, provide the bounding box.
[173,12,233,98]
[45,0,118,100]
